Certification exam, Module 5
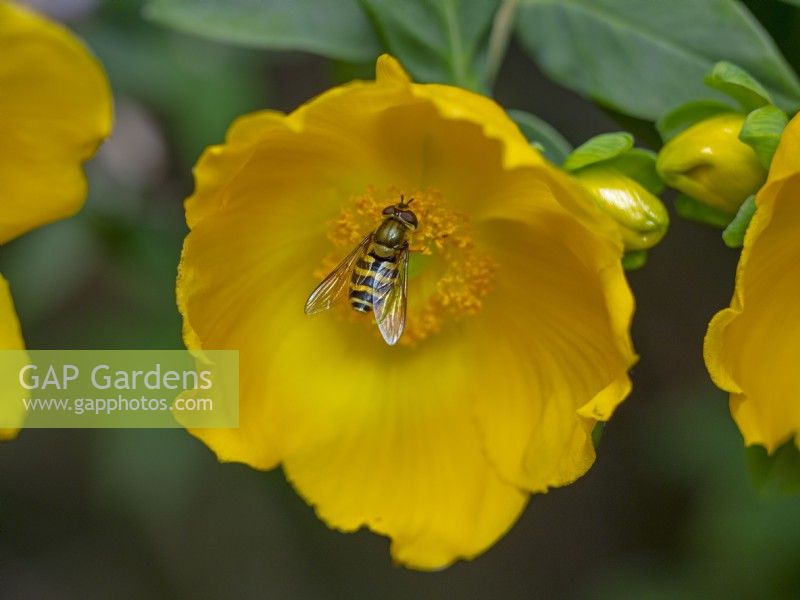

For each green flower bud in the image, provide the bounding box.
[656,113,767,214]
[573,165,669,250]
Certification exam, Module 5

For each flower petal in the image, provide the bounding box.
[375,53,411,86]
[277,334,528,569]
[751,108,800,185]
[705,174,800,451]
[464,170,635,491]
[185,110,287,228]
[0,1,112,243]
[180,185,326,470]
[0,274,24,440]
[705,113,800,452]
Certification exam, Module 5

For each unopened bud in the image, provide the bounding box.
[656,113,766,214]
[573,166,669,250]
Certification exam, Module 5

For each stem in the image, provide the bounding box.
[486,0,519,92]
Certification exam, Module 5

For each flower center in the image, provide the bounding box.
[317,186,495,345]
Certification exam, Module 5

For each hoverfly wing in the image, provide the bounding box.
[305,233,372,314]
[373,244,408,345]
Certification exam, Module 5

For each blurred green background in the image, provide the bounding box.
[2,1,800,598]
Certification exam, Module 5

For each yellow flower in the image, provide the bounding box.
[0,1,111,243]
[705,112,800,453]
[572,166,669,251]
[0,1,112,437]
[657,113,766,215]
[178,55,636,569]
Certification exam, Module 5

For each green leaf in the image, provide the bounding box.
[738,105,789,168]
[360,0,498,91]
[674,194,733,228]
[507,109,573,165]
[563,132,633,172]
[704,61,772,112]
[80,22,266,167]
[781,0,800,7]
[746,440,800,496]
[622,250,648,270]
[143,0,382,62]
[591,422,605,448]
[603,148,664,195]
[722,194,756,248]
[656,99,737,142]
[516,0,800,120]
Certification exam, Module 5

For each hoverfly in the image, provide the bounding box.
[305,196,418,345]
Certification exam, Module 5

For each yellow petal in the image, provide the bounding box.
[277,327,528,569]
[180,193,323,470]
[764,107,800,185]
[0,427,19,441]
[410,83,539,172]
[0,275,23,350]
[185,109,287,228]
[375,53,411,86]
[0,274,24,439]
[0,1,112,243]
[705,113,800,452]
[464,171,635,491]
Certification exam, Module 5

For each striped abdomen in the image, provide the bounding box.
[349,249,398,312]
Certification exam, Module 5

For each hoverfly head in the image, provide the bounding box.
[382,196,418,230]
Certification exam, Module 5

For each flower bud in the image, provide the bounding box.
[573,166,669,250]
[656,113,766,214]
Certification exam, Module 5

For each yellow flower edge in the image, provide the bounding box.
[0,275,24,439]
[0,1,113,244]
[178,55,637,569]
[705,112,800,453]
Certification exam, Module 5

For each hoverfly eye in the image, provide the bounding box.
[382,206,395,216]
[400,211,418,228]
